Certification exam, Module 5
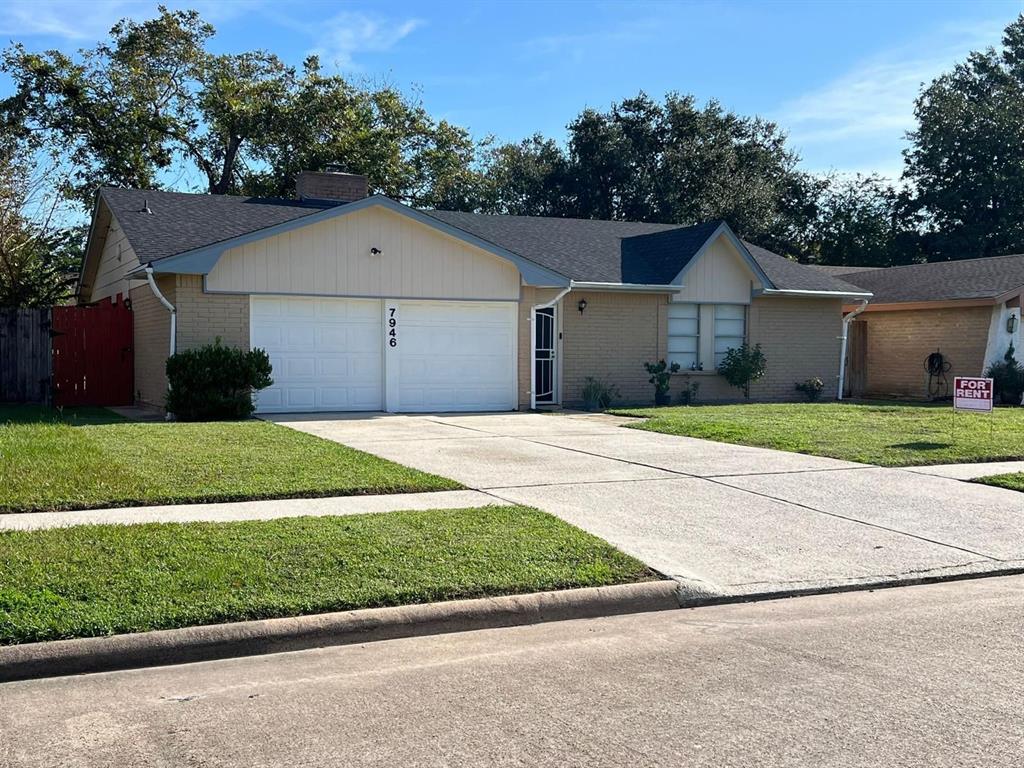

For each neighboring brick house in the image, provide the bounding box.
[77,169,869,413]
[816,258,1024,400]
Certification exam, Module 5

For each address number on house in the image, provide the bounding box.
[386,305,399,348]
[953,376,993,413]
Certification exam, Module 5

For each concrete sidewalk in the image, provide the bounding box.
[0,490,496,531]
[904,460,1024,480]
[276,412,1024,599]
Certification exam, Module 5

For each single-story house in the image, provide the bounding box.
[78,169,870,413]
[816,258,1024,399]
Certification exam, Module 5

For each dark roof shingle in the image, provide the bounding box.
[99,187,341,264]
[98,187,863,293]
[833,255,1024,303]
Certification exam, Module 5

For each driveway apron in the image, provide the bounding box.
[272,412,1024,598]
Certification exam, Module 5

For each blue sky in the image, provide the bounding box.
[3,0,1023,181]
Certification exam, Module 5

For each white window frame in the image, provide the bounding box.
[667,302,701,371]
[713,304,747,368]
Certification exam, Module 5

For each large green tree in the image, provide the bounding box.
[810,175,917,267]
[0,148,81,307]
[1,7,482,209]
[904,14,1024,260]
[481,92,821,256]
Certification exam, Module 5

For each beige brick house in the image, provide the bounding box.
[78,170,870,413]
[818,259,1024,400]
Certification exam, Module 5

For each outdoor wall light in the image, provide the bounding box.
[370,247,382,255]
[1008,312,1019,334]
[577,298,588,315]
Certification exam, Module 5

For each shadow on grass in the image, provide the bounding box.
[889,441,952,451]
[0,405,127,426]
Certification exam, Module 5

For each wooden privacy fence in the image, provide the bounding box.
[52,297,134,407]
[0,296,134,407]
[0,308,52,404]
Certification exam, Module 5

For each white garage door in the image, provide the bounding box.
[387,301,517,412]
[251,296,383,412]
[250,296,517,413]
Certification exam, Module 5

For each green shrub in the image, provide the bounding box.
[581,377,621,411]
[986,344,1024,405]
[165,339,273,421]
[718,343,767,399]
[795,377,825,402]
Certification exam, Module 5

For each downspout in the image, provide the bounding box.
[144,266,176,357]
[837,299,869,401]
[530,282,573,410]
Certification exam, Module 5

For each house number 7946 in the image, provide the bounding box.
[388,306,398,347]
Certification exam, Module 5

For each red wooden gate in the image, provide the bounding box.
[52,295,134,407]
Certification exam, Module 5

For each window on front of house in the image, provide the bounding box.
[667,302,700,370]
[714,304,746,368]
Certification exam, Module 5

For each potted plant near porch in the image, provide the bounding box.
[644,360,680,406]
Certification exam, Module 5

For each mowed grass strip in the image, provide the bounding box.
[610,401,1024,467]
[974,473,1024,493]
[0,506,655,644]
[0,407,460,513]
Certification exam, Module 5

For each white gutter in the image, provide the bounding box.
[760,288,874,299]
[530,283,573,410]
[837,299,869,401]
[145,266,176,357]
[569,281,680,293]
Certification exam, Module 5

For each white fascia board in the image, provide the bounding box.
[570,281,680,293]
[757,287,874,299]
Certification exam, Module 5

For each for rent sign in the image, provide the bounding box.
[953,376,994,413]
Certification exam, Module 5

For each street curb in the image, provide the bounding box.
[0,580,681,683]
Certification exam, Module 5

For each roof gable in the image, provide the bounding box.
[86,186,867,295]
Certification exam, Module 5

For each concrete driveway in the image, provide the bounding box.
[274,411,1024,599]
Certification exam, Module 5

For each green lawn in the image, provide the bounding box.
[610,401,1024,467]
[0,506,654,644]
[974,473,1024,493]
[0,406,459,513]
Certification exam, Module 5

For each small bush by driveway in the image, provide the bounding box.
[0,406,459,513]
[611,402,1024,467]
[0,506,654,644]
[974,473,1024,493]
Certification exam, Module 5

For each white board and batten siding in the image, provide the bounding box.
[90,219,141,302]
[206,205,520,301]
[671,236,761,305]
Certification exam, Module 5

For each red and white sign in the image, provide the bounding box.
[953,376,994,413]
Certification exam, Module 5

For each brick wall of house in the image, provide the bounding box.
[128,275,175,407]
[669,296,843,403]
[559,290,663,407]
[862,306,990,398]
[174,275,249,352]
[747,296,843,400]
[518,291,843,408]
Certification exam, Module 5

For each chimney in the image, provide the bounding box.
[295,165,369,203]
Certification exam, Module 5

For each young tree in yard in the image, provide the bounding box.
[903,14,1024,261]
[718,343,767,399]
[0,7,484,210]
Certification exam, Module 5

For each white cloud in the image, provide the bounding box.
[307,11,423,70]
[777,18,1007,151]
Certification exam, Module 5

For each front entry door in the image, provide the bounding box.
[534,307,556,405]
